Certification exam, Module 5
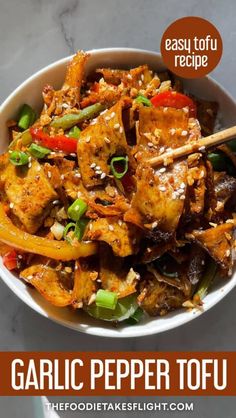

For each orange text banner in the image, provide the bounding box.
[0,352,235,396]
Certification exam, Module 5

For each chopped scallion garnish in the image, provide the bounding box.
[63,222,76,241]
[68,198,88,221]
[95,289,118,310]
[110,156,128,179]
[74,218,89,241]
[135,95,152,107]
[9,150,29,166]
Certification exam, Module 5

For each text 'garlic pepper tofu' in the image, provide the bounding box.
[2,158,58,233]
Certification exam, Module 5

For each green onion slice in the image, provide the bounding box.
[28,143,51,159]
[63,222,76,241]
[9,150,29,166]
[95,289,118,310]
[110,156,128,179]
[68,126,81,139]
[68,198,88,221]
[18,104,36,130]
[135,94,152,107]
[74,218,89,241]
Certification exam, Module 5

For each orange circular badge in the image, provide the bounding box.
[161,16,223,78]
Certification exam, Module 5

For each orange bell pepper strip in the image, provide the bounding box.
[0,204,97,261]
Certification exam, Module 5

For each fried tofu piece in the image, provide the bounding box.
[2,160,58,233]
[137,107,190,156]
[100,245,138,298]
[85,217,140,257]
[188,223,234,273]
[20,264,73,307]
[139,272,187,316]
[72,259,98,308]
[125,160,187,232]
[77,101,128,188]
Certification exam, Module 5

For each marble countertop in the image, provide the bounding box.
[0,0,236,416]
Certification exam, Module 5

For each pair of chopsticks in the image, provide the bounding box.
[147,126,236,167]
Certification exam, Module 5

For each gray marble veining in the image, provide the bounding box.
[0,0,236,416]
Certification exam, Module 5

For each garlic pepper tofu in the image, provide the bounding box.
[1,159,58,233]
[77,100,129,188]
[3,50,236,325]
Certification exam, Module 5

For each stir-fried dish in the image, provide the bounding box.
[1,50,236,325]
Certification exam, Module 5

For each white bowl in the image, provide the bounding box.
[0,48,236,338]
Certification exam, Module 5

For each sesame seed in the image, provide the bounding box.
[159,186,166,192]
[159,167,166,173]
[119,126,123,134]
[70,153,77,157]
[100,172,106,179]
[89,223,93,230]
[28,156,32,162]
[226,249,231,257]
[183,107,189,113]
[199,145,206,151]
[104,137,111,144]
[180,195,185,200]
[127,74,132,80]
[163,107,168,113]
[28,162,32,168]
[141,74,144,81]
[159,147,165,154]
[152,221,158,229]
[138,80,142,86]
[52,200,60,205]
[85,136,91,143]
[27,275,33,280]
[60,174,65,180]
[105,116,111,121]
[148,142,153,147]
[96,170,102,175]
[74,173,81,178]
[47,171,52,179]
[114,123,120,130]
[180,182,185,189]
[110,112,115,118]
[108,225,114,231]
[181,130,188,136]
[169,128,176,135]
[9,202,14,209]
[90,163,96,168]
[118,220,123,226]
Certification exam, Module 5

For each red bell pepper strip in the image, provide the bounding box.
[151,91,197,117]
[3,250,18,270]
[30,128,77,154]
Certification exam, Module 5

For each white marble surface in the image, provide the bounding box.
[0,0,236,416]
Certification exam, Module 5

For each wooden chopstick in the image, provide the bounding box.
[147,126,236,168]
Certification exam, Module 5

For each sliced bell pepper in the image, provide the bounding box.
[0,203,97,261]
[151,91,197,117]
[29,128,77,154]
[3,250,18,270]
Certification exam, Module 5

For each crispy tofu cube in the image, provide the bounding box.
[3,159,58,233]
